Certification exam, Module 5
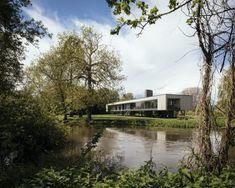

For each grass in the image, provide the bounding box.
[91,114,198,128]
[57,114,225,128]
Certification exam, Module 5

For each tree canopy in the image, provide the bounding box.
[26,28,124,121]
[0,0,50,94]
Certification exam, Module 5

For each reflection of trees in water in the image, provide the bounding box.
[120,128,158,140]
[117,128,193,142]
[96,130,119,155]
[64,127,102,158]
[64,127,235,169]
[165,131,192,142]
[123,129,137,135]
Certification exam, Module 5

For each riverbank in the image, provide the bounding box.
[91,114,197,128]
[59,114,225,128]
[91,114,225,128]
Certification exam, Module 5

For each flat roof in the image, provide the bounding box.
[107,94,192,106]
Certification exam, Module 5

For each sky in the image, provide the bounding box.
[23,0,222,98]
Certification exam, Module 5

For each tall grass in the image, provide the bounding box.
[92,115,198,128]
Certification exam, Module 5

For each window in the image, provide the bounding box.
[167,99,180,110]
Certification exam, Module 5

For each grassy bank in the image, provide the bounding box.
[58,114,225,128]
[91,114,224,128]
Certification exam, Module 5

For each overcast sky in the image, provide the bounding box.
[23,0,222,98]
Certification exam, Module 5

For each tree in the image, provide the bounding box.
[120,92,134,101]
[93,88,120,114]
[181,87,201,111]
[107,0,235,170]
[0,0,50,94]
[217,49,235,165]
[25,33,84,121]
[0,92,66,166]
[25,30,124,122]
[78,27,124,122]
[217,68,235,116]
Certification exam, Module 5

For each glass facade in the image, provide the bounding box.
[167,98,180,110]
[109,100,158,111]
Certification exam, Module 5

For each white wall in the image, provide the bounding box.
[157,95,167,110]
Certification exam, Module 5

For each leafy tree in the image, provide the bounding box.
[0,0,50,94]
[26,30,124,122]
[25,33,84,121]
[217,50,235,164]
[120,92,134,101]
[217,69,235,115]
[78,27,124,122]
[93,88,120,114]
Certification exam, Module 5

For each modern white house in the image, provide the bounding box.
[106,91,193,118]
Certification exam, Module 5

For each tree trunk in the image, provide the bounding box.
[87,106,92,122]
[220,49,235,166]
[58,85,67,122]
[199,59,213,170]
[86,59,92,123]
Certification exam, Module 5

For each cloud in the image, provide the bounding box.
[23,4,67,66]
[23,2,210,97]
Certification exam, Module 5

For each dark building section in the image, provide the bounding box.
[145,89,153,97]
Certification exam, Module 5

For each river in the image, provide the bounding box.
[64,126,235,171]
[65,127,198,171]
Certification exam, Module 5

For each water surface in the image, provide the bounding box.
[66,126,196,170]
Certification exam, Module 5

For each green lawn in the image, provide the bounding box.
[91,114,198,128]
[59,114,225,128]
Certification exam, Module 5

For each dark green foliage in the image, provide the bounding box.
[0,93,67,165]
[0,0,50,93]
[21,159,235,187]
[92,88,120,114]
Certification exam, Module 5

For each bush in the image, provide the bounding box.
[20,159,235,187]
[0,93,67,165]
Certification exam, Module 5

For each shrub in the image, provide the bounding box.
[20,159,235,187]
[0,93,67,165]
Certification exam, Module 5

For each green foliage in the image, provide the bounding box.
[25,27,124,121]
[168,0,179,9]
[24,33,86,119]
[92,115,199,128]
[21,159,235,187]
[120,92,134,101]
[217,68,235,117]
[0,0,50,93]
[107,0,184,35]
[0,93,67,165]
[92,88,120,114]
